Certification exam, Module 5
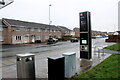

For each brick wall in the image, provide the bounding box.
[73,28,80,38]
[105,35,120,42]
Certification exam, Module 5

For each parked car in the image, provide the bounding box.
[47,38,58,44]
[70,38,78,42]
[52,38,58,42]
[35,40,41,43]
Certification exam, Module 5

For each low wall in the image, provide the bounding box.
[105,35,120,43]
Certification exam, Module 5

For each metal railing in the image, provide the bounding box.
[92,46,105,59]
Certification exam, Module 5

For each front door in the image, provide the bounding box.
[32,36,35,43]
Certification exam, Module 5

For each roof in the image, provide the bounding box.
[58,26,71,31]
[74,27,79,29]
[73,27,79,31]
[116,31,120,34]
[2,18,61,30]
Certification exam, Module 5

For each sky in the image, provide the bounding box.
[0,0,119,32]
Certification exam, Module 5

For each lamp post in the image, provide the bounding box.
[49,4,52,38]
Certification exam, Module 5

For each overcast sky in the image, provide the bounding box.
[0,0,119,32]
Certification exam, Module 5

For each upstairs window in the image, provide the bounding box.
[25,28,29,31]
[50,30,52,32]
[31,28,35,32]
[45,29,49,32]
[16,27,20,31]
[34,28,38,31]
[38,29,41,32]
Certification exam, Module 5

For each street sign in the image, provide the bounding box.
[79,11,92,59]
[0,0,13,9]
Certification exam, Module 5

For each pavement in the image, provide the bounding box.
[0,38,119,79]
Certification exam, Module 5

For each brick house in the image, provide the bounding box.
[57,26,71,37]
[1,18,62,44]
[73,28,80,38]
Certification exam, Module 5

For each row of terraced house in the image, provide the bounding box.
[0,18,80,44]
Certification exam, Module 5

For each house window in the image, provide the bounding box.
[25,28,29,31]
[38,29,41,32]
[45,29,49,32]
[50,30,52,32]
[34,28,38,31]
[0,36,3,41]
[0,27,3,31]
[16,27,20,31]
[45,36,49,40]
[31,28,35,32]
[36,36,41,40]
[16,36,22,40]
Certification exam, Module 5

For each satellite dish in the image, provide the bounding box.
[0,0,13,9]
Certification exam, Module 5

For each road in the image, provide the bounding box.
[1,38,115,58]
[0,38,117,78]
[2,41,79,57]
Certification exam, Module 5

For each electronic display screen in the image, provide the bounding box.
[80,19,88,32]
[82,40,87,44]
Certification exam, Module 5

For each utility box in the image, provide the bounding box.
[62,52,76,78]
[48,56,64,80]
[16,53,35,79]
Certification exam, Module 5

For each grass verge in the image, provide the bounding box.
[104,43,120,51]
[73,54,120,79]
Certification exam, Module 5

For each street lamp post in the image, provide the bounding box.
[49,4,51,38]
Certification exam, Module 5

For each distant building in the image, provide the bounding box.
[92,30,108,36]
[107,32,114,35]
[92,30,98,36]
[114,31,120,35]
